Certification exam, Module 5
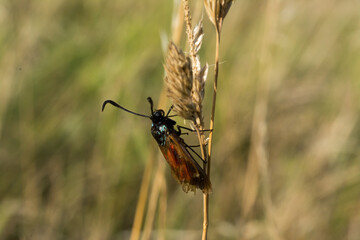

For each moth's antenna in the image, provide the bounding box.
[166,105,174,117]
[102,100,150,118]
[147,97,154,115]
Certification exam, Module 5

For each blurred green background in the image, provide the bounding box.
[1,0,360,239]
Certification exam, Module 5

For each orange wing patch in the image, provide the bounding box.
[159,134,212,193]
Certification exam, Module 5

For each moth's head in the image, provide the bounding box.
[150,109,165,123]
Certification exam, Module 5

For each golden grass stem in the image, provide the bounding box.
[130,153,154,240]
[202,194,209,240]
[141,161,165,240]
[207,29,220,178]
[195,127,207,164]
[202,18,221,240]
[158,170,167,240]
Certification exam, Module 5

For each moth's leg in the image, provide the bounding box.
[178,125,212,133]
[187,144,200,148]
[184,143,207,164]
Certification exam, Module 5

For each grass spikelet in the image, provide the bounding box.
[192,63,208,127]
[204,0,234,31]
[193,19,204,55]
[164,42,195,122]
[164,41,207,128]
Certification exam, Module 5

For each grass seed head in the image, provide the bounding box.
[164,42,207,127]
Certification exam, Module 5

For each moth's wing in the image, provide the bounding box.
[159,134,212,193]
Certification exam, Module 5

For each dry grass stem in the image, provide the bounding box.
[204,0,234,177]
[158,169,167,240]
[130,152,154,240]
[140,161,165,240]
[202,1,233,239]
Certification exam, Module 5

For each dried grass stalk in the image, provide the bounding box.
[202,1,233,239]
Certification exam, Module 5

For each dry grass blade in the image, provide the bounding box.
[204,0,216,27]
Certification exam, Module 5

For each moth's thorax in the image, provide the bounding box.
[150,110,176,146]
[151,122,169,146]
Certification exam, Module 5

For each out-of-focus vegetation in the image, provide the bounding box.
[1,0,360,239]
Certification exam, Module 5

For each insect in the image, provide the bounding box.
[102,97,212,194]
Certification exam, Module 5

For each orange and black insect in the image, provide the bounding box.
[102,97,212,194]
